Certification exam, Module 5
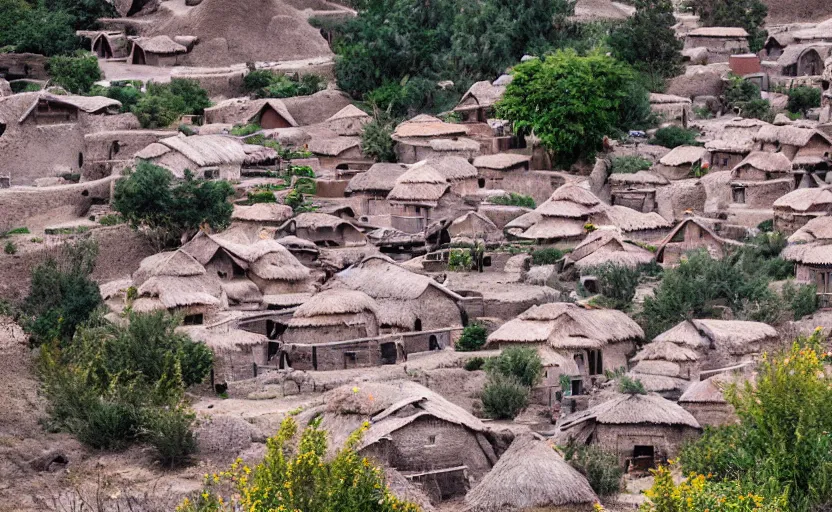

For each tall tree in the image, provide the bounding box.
[691,0,768,52]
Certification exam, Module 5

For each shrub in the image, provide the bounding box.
[243,71,327,99]
[4,241,16,254]
[531,247,565,266]
[562,443,623,497]
[464,356,486,371]
[132,79,211,129]
[242,70,275,93]
[781,281,819,320]
[178,124,195,136]
[652,126,699,148]
[610,155,652,174]
[74,398,142,450]
[179,417,420,512]
[481,374,529,420]
[484,346,543,387]
[98,214,124,226]
[448,248,473,271]
[585,263,640,310]
[246,190,277,204]
[724,75,760,110]
[455,322,488,351]
[489,193,536,208]
[618,375,647,394]
[145,407,197,468]
[757,219,774,232]
[90,83,144,112]
[5,226,30,235]
[47,52,101,94]
[230,123,261,136]
[787,86,821,115]
[740,98,775,122]
[361,113,397,162]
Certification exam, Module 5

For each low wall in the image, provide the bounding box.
[0,176,115,228]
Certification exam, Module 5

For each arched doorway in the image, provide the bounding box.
[131,47,146,65]
[93,36,113,59]
[414,318,422,331]
[429,335,439,350]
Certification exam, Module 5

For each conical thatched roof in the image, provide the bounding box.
[133,249,206,286]
[774,186,832,212]
[387,162,451,203]
[137,275,221,309]
[566,229,655,269]
[289,289,379,328]
[428,156,478,181]
[465,435,598,512]
[678,374,733,404]
[632,340,699,362]
[659,146,707,167]
[559,393,701,429]
[345,163,409,194]
[732,151,792,174]
[133,35,187,54]
[327,104,370,121]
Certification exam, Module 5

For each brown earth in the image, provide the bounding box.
[765,0,832,23]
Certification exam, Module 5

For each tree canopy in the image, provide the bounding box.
[690,0,768,52]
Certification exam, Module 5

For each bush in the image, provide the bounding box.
[724,75,760,110]
[618,375,647,394]
[455,322,488,351]
[610,155,652,174]
[90,83,144,112]
[585,263,640,310]
[74,398,142,450]
[757,219,774,232]
[4,241,16,254]
[179,417,420,512]
[448,248,473,271]
[787,86,821,115]
[242,70,275,93]
[563,443,623,497]
[464,356,486,371]
[361,113,397,162]
[246,190,277,204]
[531,247,565,266]
[47,52,101,94]
[243,70,326,99]
[145,407,197,468]
[132,79,211,129]
[652,126,699,148]
[481,374,529,420]
[781,281,819,320]
[489,193,536,208]
[484,346,543,387]
[740,98,774,122]
[98,214,124,226]
[230,123,261,136]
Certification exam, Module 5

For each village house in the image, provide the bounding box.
[678,373,741,427]
[282,289,381,347]
[325,104,371,136]
[729,151,794,208]
[755,125,832,161]
[608,170,668,213]
[464,434,599,512]
[203,98,299,129]
[763,33,795,60]
[782,215,832,307]
[776,43,832,77]
[344,162,409,217]
[473,153,531,188]
[487,303,644,403]
[134,134,257,180]
[129,35,189,66]
[182,321,270,383]
[83,128,175,180]
[629,339,700,397]
[429,156,480,196]
[452,80,506,124]
[705,139,754,172]
[773,186,832,233]
[562,228,655,273]
[557,393,701,469]
[0,92,126,186]
[386,161,468,234]
[231,203,294,228]
[655,146,709,180]
[655,216,742,265]
[78,31,130,59]
[299,382,501,501]
[276,212,366,247]
[447,211,503,242]
[684,27,750,62]
[392,115,478,164]
[649,93,692,127]
[307,136,371,172]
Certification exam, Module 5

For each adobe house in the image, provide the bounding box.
[763,33,795,60]
[326,104,371,136]
[782,216,832,308]
[282,289,382,345]
[0,92,124,186]
[655,216,742,265]
[231,203,294,228]
[557,393,701,469]
[299,382,500,501]
[203,98,299,129]
[655,146,708,180]
[183,323,270,383]
[83,128,174,180]
[129,35,189,66]
[473,152,531,188]
[608,170,668,213]
[678,373,740,427]
[629,340,701,397]
[391,114,476,164]
[344,162,409,216]
[755,125,832,161]
[452,80,506,123]
[487,303,644,405]
[428,156,479,196]
[729,151,794,207]
[447,211,503,242]
[773,186,832,234]
[777,44,832,77]
[134,134,252,180]
[387,161,454,234]
[77,31,130,59]
[276,212,366,247]
[562,228,655,272]
[705,138,753,172]
[307,136,372,172]
[649,93,691,127]
[684,27,750,62]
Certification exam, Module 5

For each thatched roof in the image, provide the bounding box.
[608,171,668,186]
[465,434,598,512]
[345,163,409,194]
[155,135,248,167]
[597,205,672,232]
[631,360,682,378]
[16,92,121,123]
[755,125,831,147]
[427,156,478,181]
[566,229,655,269]
[687,27,748,38]
[135,142,170,160]
[277,235,320,253]
[732,151,792,174]
[137,274,221,309]
[572,0,634,21]
[281,212,356,231]
[774,186,832,212]
[133,35,187,54]
[327,104,370,121]
[487,302,643,349]
[387,161,451,203]
[307,136,361,156]
[250,249,312,282]
[221,279,262,303]
[705,138,755,153]
[204,98,298,127]
[428,137,480,152]
[776,43,832,67]
[392,115,468,139]
[133,249,206,286]
[788,215,832,243]
[678,373,735,404]
[650,93,691,105]
[655,216,741,259]
[655,319,777,353]
[289,289,379,327]
[232,203,293,223]
[632,340,700,362]
[659,146,707,166]
[183,325,268,352]
[454,80,506,111]
[384,468,437,512]
[473,153,531,170]
[559,393,700,429]
[653,320,710,348]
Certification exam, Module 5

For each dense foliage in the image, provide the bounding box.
[480,347,542,420]
[132,79,212,129]
[497,50,649,166]
[562,442,623,497]
[243,70,327,99]
[651,126,700,148]
[489,193,536,208]
[484,346,543,387]
[531,247,565,266]
[360,112,397,162]
[455,322,488,351]
[608,0,682,90]
[787,86,822,115]
[178,417,420,512]
[689,0,768,52]
[0,0,114,55]
[677,332,832,511]
[610,155,652,174]
[47,51,101,93]
[585,263,642,310]
[114,161,235,249]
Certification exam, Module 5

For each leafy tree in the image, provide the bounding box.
[361,112,397,162]
[455,322,488,351]
[587,263,641,310]
[690,0,768,52]
[42,0,116,30]
[0,0,31,49]
[90,82,144,112]
[114,162,234,248]
[167,78,212,115]
[531,247,565,265]
[484,346,543,387]
[497,50,643,166]
[651,126,700,148]
[787,86,822,115]
[132,79,212,129]
[13,7,80,56]
[608,0,682,89]
[179,417,420,512]
[47,52,101,93]
[740,98,774,122]
[724,75,761,114]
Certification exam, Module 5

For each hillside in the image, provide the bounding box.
[765,0,832,23]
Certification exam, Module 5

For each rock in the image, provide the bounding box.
[693,95,720,114]
[682,47,709,65]
[195,415,259,456]
[283,380,300,396]
[524,264,559,288]
[29,450,68,472]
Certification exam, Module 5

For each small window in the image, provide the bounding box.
[426,435,437,446]
[217,270,227,279]
[78,152,84,168]
[477,177,485,188]
[722,157,729,167]
[184,313,204,325]
[203,168,219,179]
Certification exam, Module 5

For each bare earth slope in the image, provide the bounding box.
[765,0,832,24]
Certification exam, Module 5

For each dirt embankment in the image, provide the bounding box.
[765,0,832,23]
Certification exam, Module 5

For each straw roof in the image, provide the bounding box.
[133,35,187,54]
[653,320,710,348]
[755,125,830,147]
[427,156,478,181]
[282,212,356,231]
[732,151,792,174]
[135,142,170,160]
[15,92,121,123]
[473,153,531,170]
[631,360,682,378]
[250,249,312,281]
[650,93,692,105]
[655,319,777,353]
[774,186,832,212]
[137,275,221,309]
[277,235,319,253]
[387,162,451,203]
[392,114,468,139]
[232,203,293,223]
[204,98,298,127]
[156,135,248,167]
[133,249,206,286]
[327,104,370,121]
[384,468,437,512]
[307,136,361,156]
[328,254,463,301]
[567,229,655,269]
[454,80,506,111]
[345,163,409,194]
[487,302,643,348]
[559,393,701,429]
[221,279,262,303]
[687,27,748,38]
[291,289,379,319]
[181,325,268,352]
[465,434,598,512]
[428,137,480,152]
[705,138,755,153]
[781,240,832,265]
[655,217,741,259]
[632,340,700,362]
[776,43,832,67]
[659,146,707,166]
[608,171,668,186]
[788,215,832,243]
[597,206,672,232]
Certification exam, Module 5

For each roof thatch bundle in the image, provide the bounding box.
[627,373,691,394]
[428,137,480,152]
[733,151,792,174]
[705,138,755,154]
[133,35,188,54]
[465,434,598,512]
[249,249,312,282]
[133,249,206,286]
[653,320,710,348]
[135,142,170,160]
[327,104,370,121]
[566,229,655,269]
[655,319,777,355]
[472,153,531,170]
[781,241,832,265]
[596,205,671,233]
[631,360,682,378]
[288,289,379,328]
[387,161,451,204]
[428,156,478,181]
[345,163,409,194]
[232,203,293,223]
[659,146,708,167]
[277,235,320,253]
[221,279,262,303]
[559,393,701,430]
[392,114,468,139]
[155,135,248,167]
[137,274,221,309]
[679,372,743,404]
[632,340,699,362]
[774,186,832,212]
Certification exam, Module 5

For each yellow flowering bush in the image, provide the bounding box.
[177,416,421,512]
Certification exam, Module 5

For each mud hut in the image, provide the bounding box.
[203,97,298,129]
[429,156,479,196]
[773,186,832,233]
[777,44,832,77]
[473,153,531,188]
[276,212,366,247]
[678,373,740,427]
[387,161,453,234]
[649,93,691,126]
[655,216,742,265]
[684,27,750,62]
[563,228,655,271]
[300,381,500,501]
[755,125,832,161]
[453,81,506,123]
[326,104,371,136]
[609,171,668,213]
[231,203,294,227]
[283,289,381,344]
[392,115,474,163]
[134,135,248,180]
[129,36,188,66]
[729,151,794,207]
[782,217,832,307]
[656,146,708,181]
[464,434,599,512]
[705,138,754,172]
[307,136,370,171]
[447,211,503,242]
[345,162,409,216]
[183,324,269,382]
[557,393,701,468]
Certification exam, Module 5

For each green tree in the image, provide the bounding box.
[455,322,488,351]
[787,86,822,115]
[47,51,101,93]
[691,0,768,52]
[481,373,530,419]
[484,346,543,387]
[608,0,682,89]
[587,263,641,310]
[652,126,700,148]
[497,50,643,166]
[13,7,80,56]
[361,112,397,162]
[131,79,212,128]
[179,417,420,512]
